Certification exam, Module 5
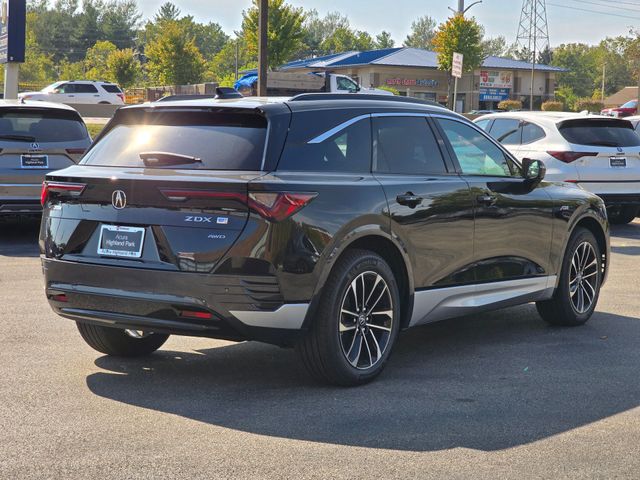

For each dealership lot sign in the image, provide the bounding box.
[480,70,513,89]
[0,0,25,64]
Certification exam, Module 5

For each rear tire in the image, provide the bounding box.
[297,249,401,386]
[608,206,638,225]
[76,322,169,357]
[536,227,602,326]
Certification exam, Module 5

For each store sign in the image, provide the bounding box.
[0,0,26,64]
[386,78,439,88]
[479,70,513,89]
[479,88,510,102]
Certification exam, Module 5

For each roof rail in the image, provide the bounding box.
[288,93,443,108]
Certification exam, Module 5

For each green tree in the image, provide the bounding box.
[482,36,508,57]
[404,16,437,49]
[432,14,483,108]
[146,21,206,85]
[552,43,598,98]
[321,27,374,53]
[375,31,395,49]
[85,40,117,80]
[106,48,140,87]
[154,2,181,22]
[242,0,306,68]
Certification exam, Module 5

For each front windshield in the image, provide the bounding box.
[621,100,637,108]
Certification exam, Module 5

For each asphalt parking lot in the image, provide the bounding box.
[2,218,640,479]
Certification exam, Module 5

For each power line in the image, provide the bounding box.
[546,2,640,20]
[564,0,640,13]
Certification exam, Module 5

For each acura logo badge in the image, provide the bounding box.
[29,142,40,151]
[112,190,126,209]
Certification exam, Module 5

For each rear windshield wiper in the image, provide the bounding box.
[0,134,37,142]
[139,151,203,167]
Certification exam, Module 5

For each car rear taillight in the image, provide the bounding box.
[41,181,87,206]
[248,192,317,222]
[158,189,317,222]
[117,93,125,102]
[547,151,598,163]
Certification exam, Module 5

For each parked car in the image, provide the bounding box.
[475,112,640,224]
[19,81,125,105]
[0,100,91,216]
[601,99,637,118]
[625,115,640,132]
[41,94,609,386]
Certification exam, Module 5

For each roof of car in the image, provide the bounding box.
[122,94,454,116]
[0,99,80,112]
[476,111,627,125]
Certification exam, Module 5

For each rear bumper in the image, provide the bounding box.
[42,258,309,345]
[0,199,42,215]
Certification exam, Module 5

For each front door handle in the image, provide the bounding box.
[476,194,497,206]
[397,192,423,208]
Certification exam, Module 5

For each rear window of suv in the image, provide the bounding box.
[81,109,267,170]
[101,84,122,93]
[558,119,640,147]
[0,108,88,143]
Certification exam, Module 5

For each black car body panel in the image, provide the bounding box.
[40,96,610,346]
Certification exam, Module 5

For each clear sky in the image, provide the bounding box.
[136,0,638,47]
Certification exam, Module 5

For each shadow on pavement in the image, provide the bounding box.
[86,305,640,452]
[610,221,640,240]
[0,217,41,257]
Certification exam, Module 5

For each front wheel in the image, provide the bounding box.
[76,322,169,357]
[297,250,401,386]
[536,227,602,326]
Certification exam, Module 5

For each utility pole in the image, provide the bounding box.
[530,0,536,111]
[257,0,268,96]
[601,63,606,102]
[449,0,482,15]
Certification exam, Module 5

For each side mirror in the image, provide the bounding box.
[522,158,546,185]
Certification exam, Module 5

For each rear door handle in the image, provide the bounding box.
[397,193,423,208]
[476,194,497,206]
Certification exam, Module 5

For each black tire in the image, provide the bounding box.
[536,227,602,326]
[297,249,401,386]
[98,101,111,104]
[76,322,169,357]
[608,206,638,225]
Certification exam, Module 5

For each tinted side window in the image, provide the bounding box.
[278,116,371,172]
[75,84,99,93]
[490,118,521,145]
[101,84,122,93]
[373,116,447,175]
[521,122,545,143]
[438,119,518,177]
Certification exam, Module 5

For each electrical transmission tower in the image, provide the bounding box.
[516,0,550,109]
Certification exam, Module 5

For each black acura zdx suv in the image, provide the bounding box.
[40,94,610,385]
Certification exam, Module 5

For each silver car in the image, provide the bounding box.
[0,100,91,215]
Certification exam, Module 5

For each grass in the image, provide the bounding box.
[86,123,105,139]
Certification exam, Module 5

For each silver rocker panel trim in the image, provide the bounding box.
[409,276,557,327]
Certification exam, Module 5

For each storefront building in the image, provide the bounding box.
[281,47,565,112]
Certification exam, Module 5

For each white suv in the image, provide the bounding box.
[475,112,640,224]
[19,81,125,105]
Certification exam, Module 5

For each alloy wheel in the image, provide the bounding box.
[569,241,599,314]
[339,271,394,370]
